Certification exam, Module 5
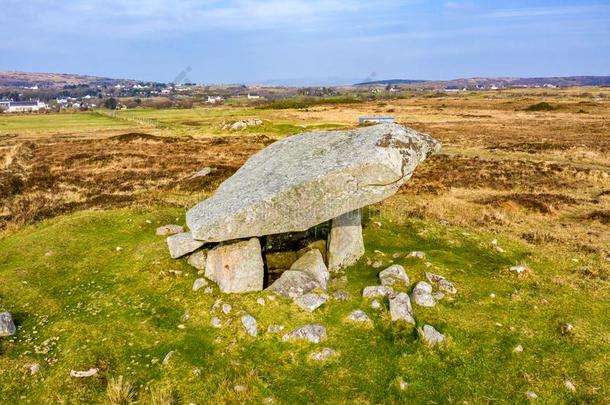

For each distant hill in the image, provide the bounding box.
[0,71,144,89]
[354,76,610,89]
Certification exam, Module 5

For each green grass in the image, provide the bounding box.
[255,97,364,110]
[0,207,609,403]
[0,112,133,134]
[524,102,556,112]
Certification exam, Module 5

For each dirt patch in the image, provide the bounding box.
[109,132,182,143]
[475,193,580,213]
[487,142,570,153]
[584,210,610,224]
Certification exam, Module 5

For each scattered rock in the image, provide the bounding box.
[379,264,409,286]
[526,391,538,399]
[564,380,576,392]
[420,325,445,345]
[362,285,394,298]
[115,246,123,252]
[438,279,457,294]
[204,287,213,294]
[309,347,338,361]
[162,351,176,365]
[222,303,232,315]
[389,292,415,324]
[211,317,222,328]
[190,166,216,179]
[561,323,574,335]
[205,238,264,293]
[327,210,365,272]
[187,250,207,270]
[177,324,186,330]
[508,265,530,276]
[192,278,208,292]
[411,281,436,307]
[256,297,265,306]
[371,299,381,309]
[282,324,327,343]
[234,384,248,393]
[425,272,445,283]
[513,344,524,353]
[225,118,263,131]
[398,379,409,390]
[407,251,425,259]
[267,270,320,298]
[193,368,201,377]
[186,124,440,243]
[156,224,184,236]
[29,363,40,375]
[489,293,496,298]
[372,260,383,268]
[241,314,257,337]
[333,290,350,301]
[294,293,327,312]
[70,368,99,378]
[432,291,445,300]
[44,251,54,257]
[267,325,285,333]
[0,312,16,337]
[347,309,371,322]
[167,232,205,259]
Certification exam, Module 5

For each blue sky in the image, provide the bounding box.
[2,0,609,84]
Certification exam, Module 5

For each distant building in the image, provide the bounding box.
[247,93,261,99]
[0,100,48,113]
[206,95,223,104]
[358,116,395,124]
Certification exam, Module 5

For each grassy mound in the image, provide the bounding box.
[0,207,608,403]
[524,102,556,111]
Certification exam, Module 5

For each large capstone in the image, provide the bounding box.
[327,210,365,272]
[204,238,264,293]
[186,123,440,243]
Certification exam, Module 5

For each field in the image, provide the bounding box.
[1,87,609,403]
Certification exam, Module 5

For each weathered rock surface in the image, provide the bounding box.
[421,325,445,345]
[267,270,319,298]
[412,281,436,307]
[309,347,338,361]
[156,224,184,236]
[379,264,409,286]
[192,278,208,292]
[205,238,264,293]
[241,314,257,337]
[389,293,415,324]
[187,123,440,242]
[0,312,16,337]
[290,250,329,290]
[187,250,207,270]
[362,285,394,298]
[327,210,365,271]
[167,232,205,259]
[297,240,327,263]
[282,324,327,343]
[294,293,327,312]
[347,309,371,323]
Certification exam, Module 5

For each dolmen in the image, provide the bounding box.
[167,123,441,293]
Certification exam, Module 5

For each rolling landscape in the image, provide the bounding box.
[1,1,609,404]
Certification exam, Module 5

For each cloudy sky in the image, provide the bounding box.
[2,0,609,84]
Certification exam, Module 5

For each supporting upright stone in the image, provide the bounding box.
[205,238,264,293]
[327,210,365,272]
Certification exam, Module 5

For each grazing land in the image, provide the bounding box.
[1,87,609,403]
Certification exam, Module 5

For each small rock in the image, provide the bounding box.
[309,347,337,361]
[192,278,208,292]
[347,309,371,322]
[234,384,248,393]
[420,325,445,345]
[407,251,425,259]
[412,281,436,307]
[526,391,538,399]
[432,291,445,300]
[294,293,327,312]
[372,260,383,268]
[177,324,186,330]
[392,252,401,259]
[267,325,285,333]
[362,285,394,298]
[494,245,506,253]
[398,379,409,390]
[333,290,350,301]
[425,272,445,283]
[162,351,175,365]
[561,323,574,335]
[167,232,205,259]
[564,380,576,392]
[424,261,433,268]
[29,363,40,375]
[204,287,213,294]
[371,299,381,309]
[222,304,232,315]
[193,368,201,377]
[115,246,123,252]
[156,224,184,236]
[508,265,529,276]
[211,317,222,328]
[44,251,54,257]
[282,324,327,343]
[190,166,215,179]
[256,297,265,306]
[187,250,207,270]
[389,292,415,324]
[490,293,496,298]
[513,344,524,353]
[379,264,409,286]
[241,314,257,337]
[0,312,17,337]
[438,279,457,294]
[70,368,99,377]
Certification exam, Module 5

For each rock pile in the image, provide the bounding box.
[164,123,440,294]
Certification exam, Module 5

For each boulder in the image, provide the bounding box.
[267,270,319,298]
[412,281,436,307]
[187,250,207,270]
[290,250,329,290]
[327,210,365,272]
[241,314,257,337]
[293,293,327,312]
[204,238,264,293]
[347,309,371,322]
[420,325,445,345]
[156,224,184,236]
[282,324,327,343]
[167,232,205,259]
[186,123,440,243]
[389,293,415,324]
[379,264,409,286]
[0,312,16,337]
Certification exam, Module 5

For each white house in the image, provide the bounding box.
[206,95,223,104]
[247,93,261,99]
[0,100,48,113]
